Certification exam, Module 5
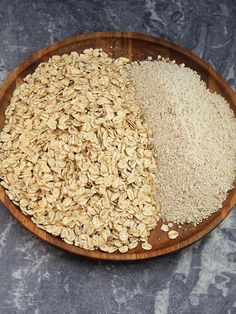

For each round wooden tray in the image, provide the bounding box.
[0,32,235,261]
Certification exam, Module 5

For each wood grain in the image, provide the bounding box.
[0,32,235,261]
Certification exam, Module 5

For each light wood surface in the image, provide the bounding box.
[0,32,235,261]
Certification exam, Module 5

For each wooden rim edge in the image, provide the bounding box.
[0,31,235,261]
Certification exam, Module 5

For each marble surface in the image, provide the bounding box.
[0,0,236,313]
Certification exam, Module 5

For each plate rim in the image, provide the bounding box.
[0,31,235,261]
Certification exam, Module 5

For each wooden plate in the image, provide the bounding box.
[0,32,236,261]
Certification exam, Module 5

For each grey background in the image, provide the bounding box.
[0,0,236,313]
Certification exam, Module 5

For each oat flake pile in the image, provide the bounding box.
[0,49,159,253]
[0,48,236,253]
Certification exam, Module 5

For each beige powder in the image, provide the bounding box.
[130,60,236,225]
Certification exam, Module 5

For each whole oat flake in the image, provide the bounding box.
[0,49,159,252]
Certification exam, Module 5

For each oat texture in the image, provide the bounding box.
[131,59,236,225]
[0,49,160,252]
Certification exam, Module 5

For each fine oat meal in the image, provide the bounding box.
[0,49,160,253]
[131,59,236,225]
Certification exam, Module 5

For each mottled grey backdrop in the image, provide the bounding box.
[0,1,236,314]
